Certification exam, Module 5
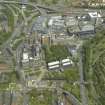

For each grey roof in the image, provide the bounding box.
[81,24,94,31]
[66,17,78,26]
[33,16,48,33]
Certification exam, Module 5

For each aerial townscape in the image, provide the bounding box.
[0,0,105,105]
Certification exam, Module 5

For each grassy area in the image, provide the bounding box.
[44,67,80,101]
[83,29,105,105]
[63,67,79,81]
[28,89,52,105]
[63,82,80,101]
[44,67,79,81]
[5,71,18,83]
[25,69,41,77]
[43,45,70,62]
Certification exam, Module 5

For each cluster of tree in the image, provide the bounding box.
[83,30,105,105]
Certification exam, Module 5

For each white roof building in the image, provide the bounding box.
[48,61,60,70]
[48,19,53,26]
[62,58,70,63]
[62,62,71,66]
[22,53,29,63]
[49,65,60,69]
[62,58,73,67]
[88,12,101,18]
[48,61,60,66]
[47,59,73,70]
[60,102,64,105]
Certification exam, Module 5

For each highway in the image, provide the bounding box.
[0,1,105,18]
[0,0,58,14]
[11,4,28,25]
[0,1,41,13]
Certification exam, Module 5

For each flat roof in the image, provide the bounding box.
[23,53,28,60]
[63,62,71,66]
[48,61,60,66]
[81,24,94,31]
[62,59,70,63]
[49,65,59,69]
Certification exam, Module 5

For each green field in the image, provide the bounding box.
[43,45,70,62]
[45,67,78,80]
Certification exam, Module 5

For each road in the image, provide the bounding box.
[1,21,24,49]
[1,0,105,15]
[4,4,18,27]
[63,91,81,105]
[11,4,27,25]
[78,47,88,105]
[0,0,56,14]
[1,1,105,18]
[11,4,40,26]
